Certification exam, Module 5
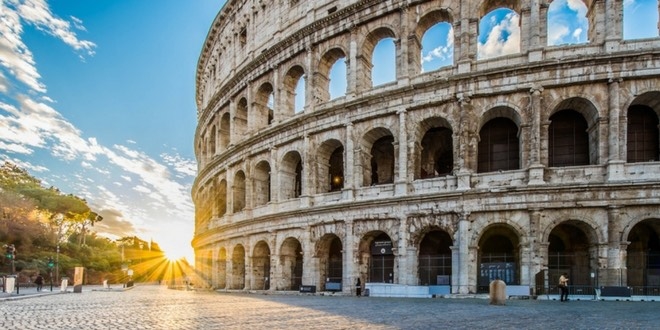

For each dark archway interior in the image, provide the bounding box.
[627,220,660,289]
[548,223,592,286]
[418,230,452,285]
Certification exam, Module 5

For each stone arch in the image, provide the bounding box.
[316,233,343,291]
[475,223,523,290]
[217,247,227,289]
[626,91,660,163]
[252,240,271,290]
[279,237,303,290]
[253,160,271,207]
[253,82,275,129]
[283,65,306,115]
[316,139,344,193]
[360,127,396,186]
[415,116,454,179]
[545,219,600,288]
[359,26,398,89]
[280,150,303,199]
[235,97,248,138]
[317,47,348,102]
[208,125,216,156]
[624,218,660,288]
[358,231,395,283]
[477,106,521,173]
[216,178,227,217]
[415,8,455,74]
[417,229,453,286]
[231,244,246,289]
[548,97,600,166]
[233,170,246,212]
[219,112,231,151]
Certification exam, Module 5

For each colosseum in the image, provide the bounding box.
[192,0,660,298]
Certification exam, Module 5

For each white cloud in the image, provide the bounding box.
[478,12,520,59]
[133,185,152,194]
[422,26,454,64]
[161,152,197,177]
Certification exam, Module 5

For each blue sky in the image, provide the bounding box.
[0,0,657,261]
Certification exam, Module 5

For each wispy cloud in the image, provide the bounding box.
[547,0,588,45]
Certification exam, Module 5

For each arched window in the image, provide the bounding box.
[254,161,271,207]
[372,38,396,86]
[624,0,659,39]
[419,126,453,178]
[233,171,246,212]
[627,105,659,163]
[548,110,589,167]
[478,8,520,59]
[370,136,395,185]
[421,22,454,72]
[478,118,520,173]
[236,98,248,137]
[547,0,588,46]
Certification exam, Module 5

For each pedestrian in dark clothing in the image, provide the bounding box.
[35,274,44,292]
[558,273,569,302]
[355,278,362,297]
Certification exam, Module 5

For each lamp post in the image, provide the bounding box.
[55,244,60,283]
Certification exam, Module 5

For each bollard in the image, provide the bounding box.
[61,277,69,292]
[489,279,506,305]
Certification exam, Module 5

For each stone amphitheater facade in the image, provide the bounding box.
[192,0,660,296]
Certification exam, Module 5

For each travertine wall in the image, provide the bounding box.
[193,0,660,294]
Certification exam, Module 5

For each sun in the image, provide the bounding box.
[163,249,186,262]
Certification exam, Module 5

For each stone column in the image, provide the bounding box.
[396,109,408,196]
[301,135,312,207]
[604,0,623,52]
[347,27,359,97]
[605,205,625,286]
[527,208,543,293]
[397,5,410,85]
[456,95,472,190]
[301,227,313,287]
[607,78,625,181]
[455,212,471,294]
[229,100,237,145]
[396,217,409,284]
[344,219,355,294]
[343,122,355,200]
[304,47,314,113]
[528,86,545,185]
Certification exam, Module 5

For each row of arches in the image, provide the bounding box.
[203,217,660,293]
[198,93,659,219]
[198,1,660,158]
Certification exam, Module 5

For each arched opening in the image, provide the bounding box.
[252,241,271,290]
[478,8,520,60]
[209,125,216,156]
[547,221,597,294]
[420,126,453,179]
[318,48,347,101]
[255,83,275,129]
[284,65,306,116]
[220,112,230,150]
[548,110,590,167]
[626,219,660,292]
[359,232,395,283]
[217,179,227,217]
[624,0,659,40]
[547,0,588,46]
[328,146,344,191]
[328,58,347,99]
[420,21,454,72]
[233,171,246,212]
[478,225,520,292]
[317,234,343,291]
[280,237,303,290]
[254,161,271,207]
[478,117,520,173]
[317,139,345,193]
[236,98,248,137]
[281,151,303,199]
[231,245,246,289]
[372,38,396,86]
[217,248,227,289]
[627,105,659,163]
[418,230,453,286]
[362,128,396,186]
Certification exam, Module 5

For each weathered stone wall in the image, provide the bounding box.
[193,0,660,294]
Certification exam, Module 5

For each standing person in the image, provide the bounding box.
[355,277,362,297]
[558,273,569,302]
[35,274,44,292]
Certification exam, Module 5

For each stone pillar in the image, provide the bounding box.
[528,86,545,185]
[396,5,410,85]
[347,27,359,97]
[604,0,623,52]
[301,227,313,287]
[605,206,625,286]
[343,122,355,200]
[588,0,606,45]
[607,78,625,181]
[270,147,279,205]
[304,47,314,113]
[456,95,472,190]
[229,100,237,145]
[344,219,355,294]
[455,212,471,294]
[301,135,312,207]
[527,208,543,293]
[396,217,409,284]
[396,109,408,195]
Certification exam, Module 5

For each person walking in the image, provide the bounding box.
[35,274,44,292]
[558,273,569,302]
[355,278,362,297]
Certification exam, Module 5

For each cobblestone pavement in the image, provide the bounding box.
[0,285,658,330]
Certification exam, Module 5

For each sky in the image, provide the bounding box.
[0,0,657,263]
